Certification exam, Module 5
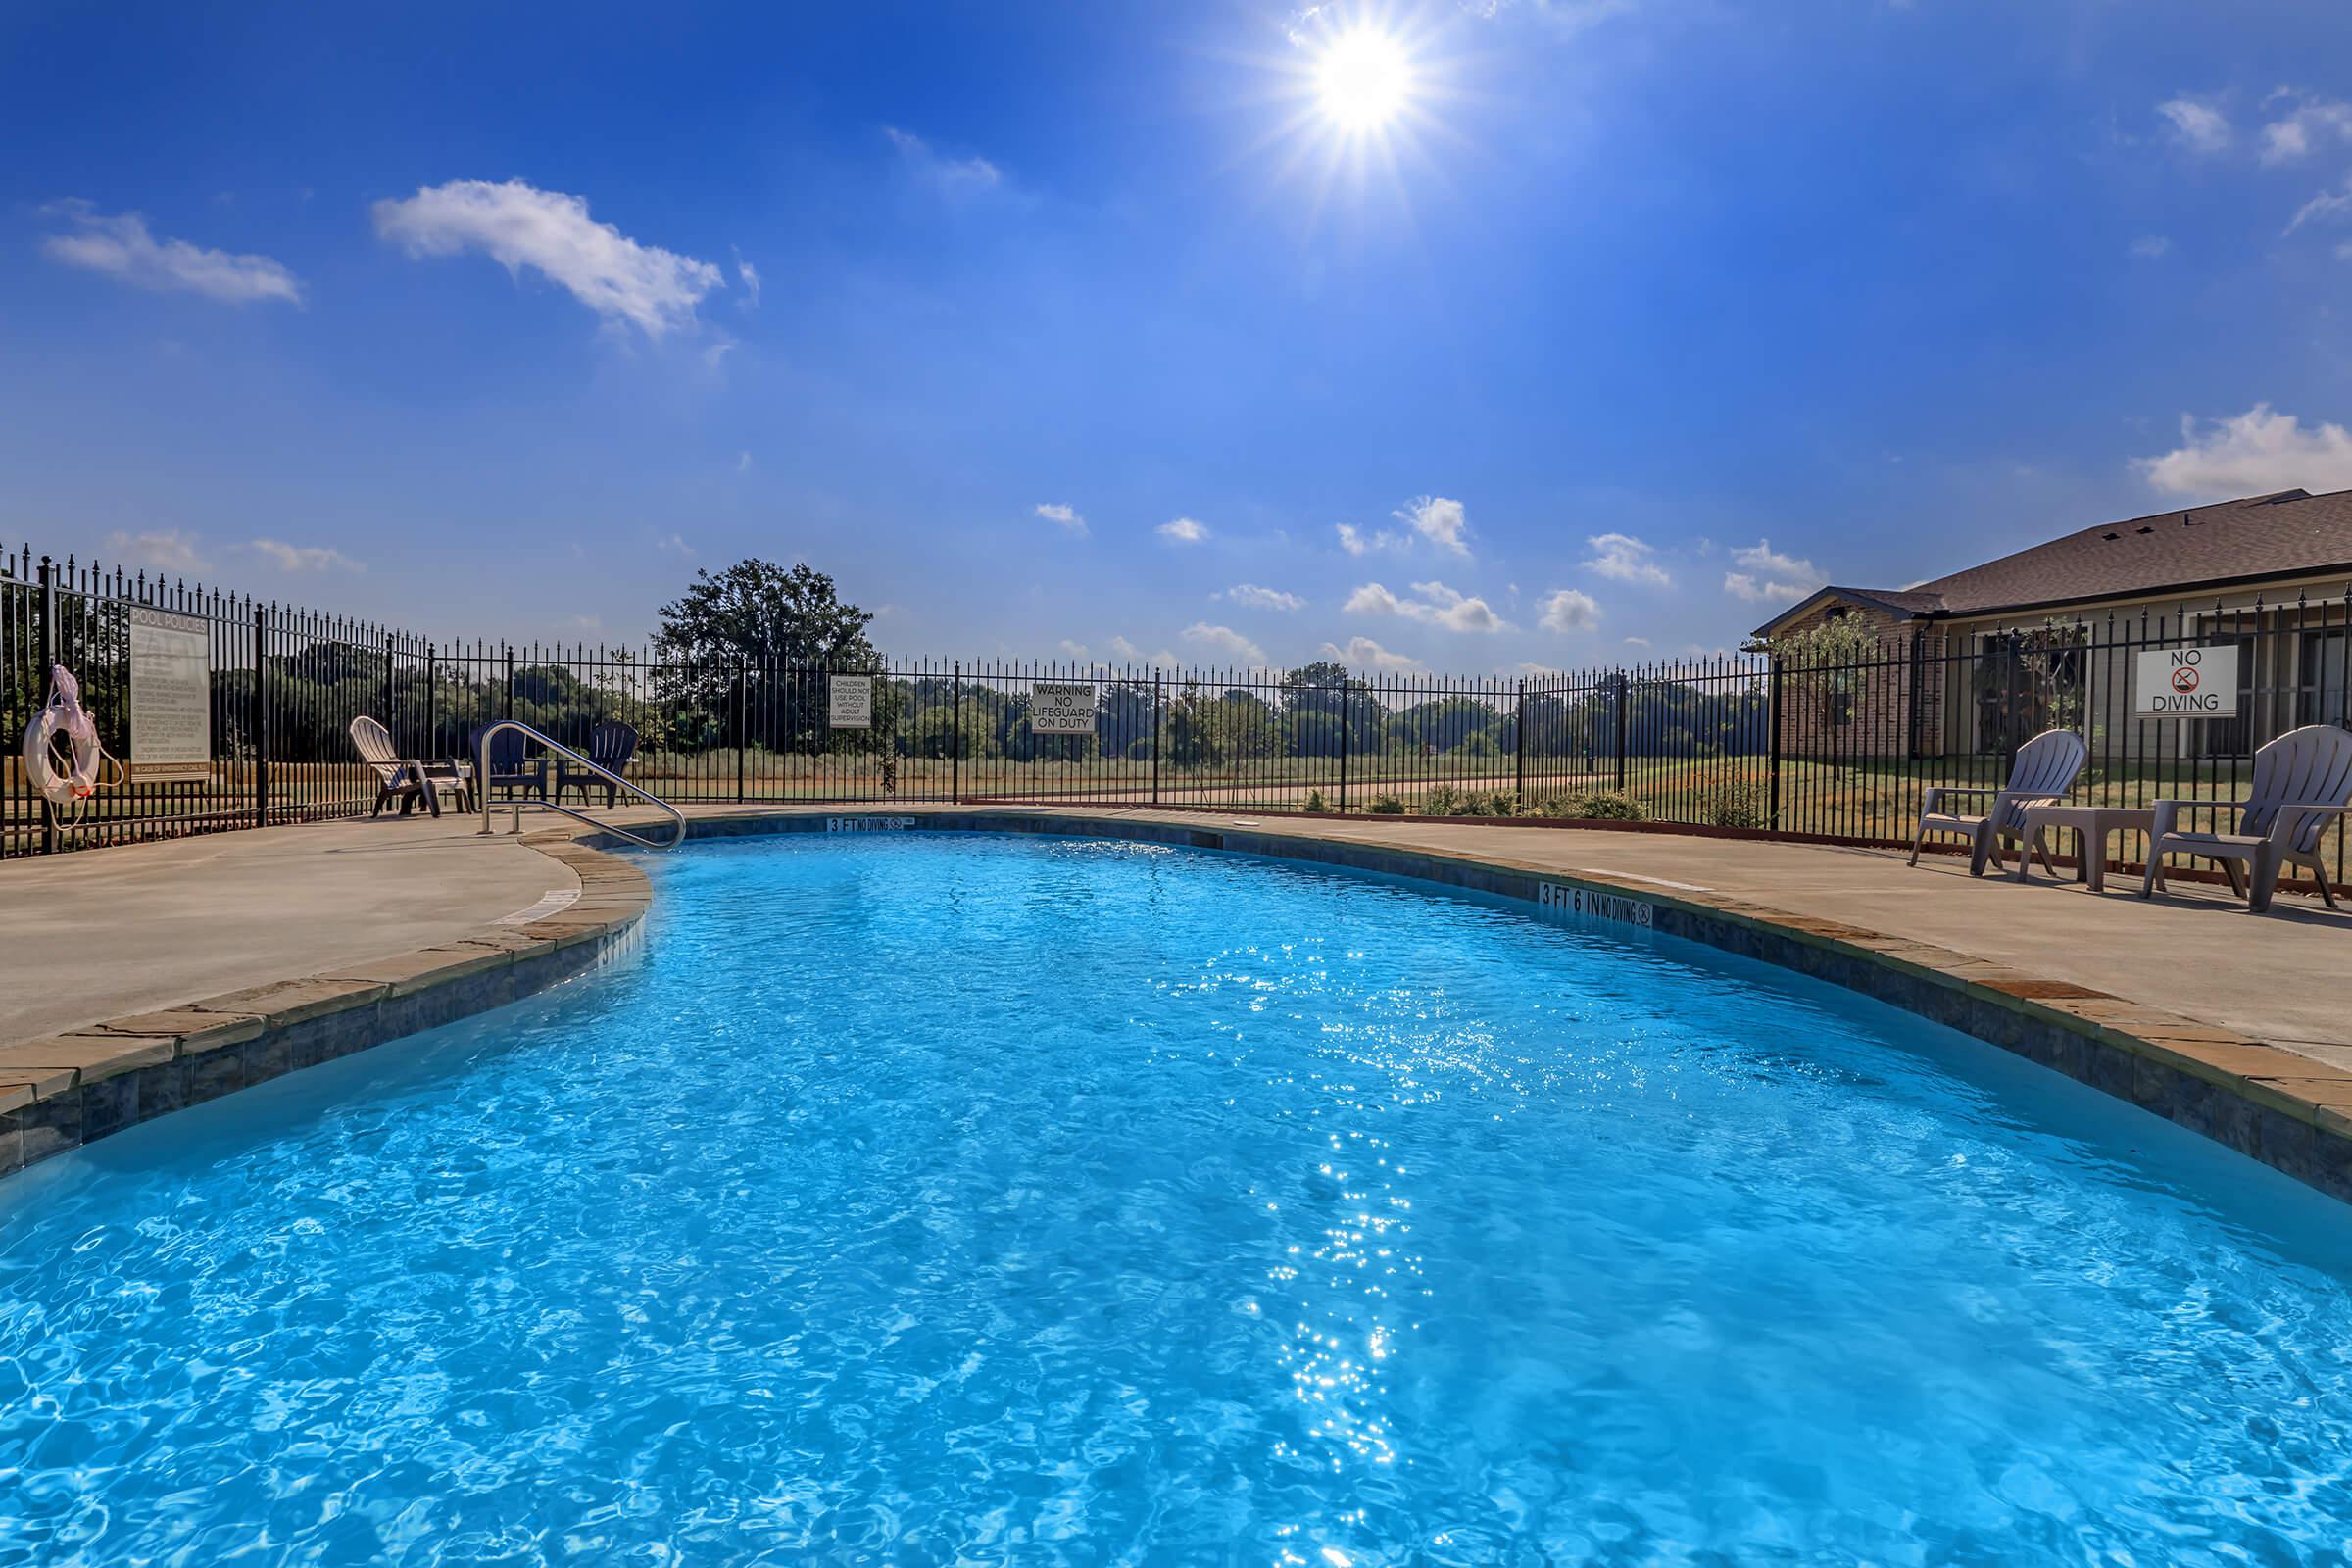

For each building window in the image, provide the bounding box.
[2192,628,2259,758]
[2301,630,2350,730]
[1973,627,2086,754]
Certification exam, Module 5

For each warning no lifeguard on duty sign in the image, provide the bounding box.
[2133,645,2240,718]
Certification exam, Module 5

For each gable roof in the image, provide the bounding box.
[1766,585,1948,627]
[1752,488,2352,636]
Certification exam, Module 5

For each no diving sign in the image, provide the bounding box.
[2133,645,2239,718]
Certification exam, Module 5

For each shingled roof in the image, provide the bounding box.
[1754,488,2352,636]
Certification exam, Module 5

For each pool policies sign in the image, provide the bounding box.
[2133,645,2239,718]
[128,604,212,782]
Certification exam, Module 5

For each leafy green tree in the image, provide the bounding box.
[1390,695,1506,755]
[656,559,878,669]
[1279,662,1382,757]
[653,559,879,751]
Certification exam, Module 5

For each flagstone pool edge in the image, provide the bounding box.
[1,808,2344,1206]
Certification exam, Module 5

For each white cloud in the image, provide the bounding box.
[734,250,761,306]
[2158,96,2230,152]
[2260,94,2352,164]
[1158,516,1208,543]
[1622,635,1652,649]
[1319,635,1424,672]
[1058,639,1089,660]
[1393,494,1471,555]
[103,528,209,573]
[1336,521,1408,555]
[243,539,360,573]
[2130,234,2173,260]
[1538,587,1601,632]
[2288,179,2352,234]
[1582,532,1671,586]
[737,451,753,472]
[883,126,1004,192]
[1035,502,1087,535]
[1106,635,1183,667]
[1219,583,1306,612]
[1730,539,1819,582]
[1724,574,1800,604]
[1722,538,1823,604]
[372,179,722,338]
[1453,0,1634,35]
[39,200,302,306]
[654,532,694,559]
[2135,404,2352,498]
[1344,580,1509,632]
[1181,621,1266,664]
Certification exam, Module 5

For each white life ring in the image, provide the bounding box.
[22,664,118,809]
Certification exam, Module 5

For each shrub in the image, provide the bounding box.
[1486,790,1522,817]
[1569,790,1647,821]
[1694,780,1766,830]
[1525,791,1577,818]
[1301,788,1332,813]
[1420,785,1464,816]
[1367,792,1407,815]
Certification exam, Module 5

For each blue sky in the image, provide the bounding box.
[7,0,2352,672]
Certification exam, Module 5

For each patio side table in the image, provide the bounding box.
[2013,804,2155,894]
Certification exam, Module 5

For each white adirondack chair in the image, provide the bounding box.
[1908,728,2088,877]
[349,716,472,818]
[2140,724,2352,913]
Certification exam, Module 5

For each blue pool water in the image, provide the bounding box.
[4,833,2352,1566]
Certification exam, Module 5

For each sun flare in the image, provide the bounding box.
[1314,27,1415,134]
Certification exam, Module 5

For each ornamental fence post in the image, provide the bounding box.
[1337,682,1348,813]
[1514,678,1526,800]
[254,604,270,830]
[39,557,57,855]
[1614,670,1629,794]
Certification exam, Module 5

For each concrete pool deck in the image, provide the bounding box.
[3,803,2350,1198]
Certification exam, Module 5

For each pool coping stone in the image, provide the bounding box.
[0,839,652,1184]
[3,803,2347,1207]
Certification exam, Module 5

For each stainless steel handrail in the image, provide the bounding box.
[473,719,686,851]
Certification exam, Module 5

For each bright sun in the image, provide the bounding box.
[1314,28,1415,134]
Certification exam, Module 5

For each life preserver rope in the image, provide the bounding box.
[22,664,122,817]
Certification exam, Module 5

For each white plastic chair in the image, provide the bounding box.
[1908,728,2088,876]
[2141,724,2352,913]
[349,716,471,818]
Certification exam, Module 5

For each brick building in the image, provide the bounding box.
[1751,488,2352,760]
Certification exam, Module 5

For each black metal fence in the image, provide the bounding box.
[7,544,2350,891]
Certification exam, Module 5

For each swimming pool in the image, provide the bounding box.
[4,831,2349,1564]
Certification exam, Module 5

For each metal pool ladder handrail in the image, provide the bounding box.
[473,719,686,852]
